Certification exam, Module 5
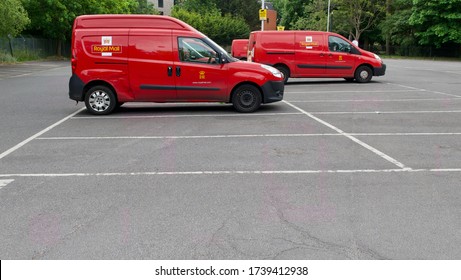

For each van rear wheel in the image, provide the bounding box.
[85,85,117,115]
[232,84,262,113]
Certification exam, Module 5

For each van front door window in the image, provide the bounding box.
[178,38,218,64]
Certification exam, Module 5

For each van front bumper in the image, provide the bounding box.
[69,74,85,101]
[374,64,386,76]
[261,80,284,103]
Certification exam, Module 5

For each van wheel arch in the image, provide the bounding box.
[274,64,290,83]
[230,82,263,113]
[354,64,373,83]
[83,81,119,115]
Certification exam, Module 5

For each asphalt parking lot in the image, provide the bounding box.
[0,59,460,259]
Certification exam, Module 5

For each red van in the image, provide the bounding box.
[231,39,249,60]
[69,15,284,114]
[248,31,386,83]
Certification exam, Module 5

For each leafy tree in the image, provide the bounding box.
[172,6,250,46]
[379,0,415,52]
[22,0,142,56]
[214,0,261,31]
[271,0,310,30]
[0,0,30,38]
[409,0,461,47]
[133,0,158,14]
[291,0,328,30]
[333,0,386,42]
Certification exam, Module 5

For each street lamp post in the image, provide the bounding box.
[327,0,331,32]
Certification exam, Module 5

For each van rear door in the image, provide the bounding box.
[128,29,177,101]
[294,32,326,77]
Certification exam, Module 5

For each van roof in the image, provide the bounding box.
[74,15,196,31]
[250,30,333,35]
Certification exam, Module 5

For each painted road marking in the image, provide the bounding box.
[387,82,461,98]
[0,179,14,189]
[285,89,424,94]
[35,132,461,141]
[0,168,461,178]
[283,100,410,170]
[71,112,302,119]
[0,108,85,160]
[288,98,461,103]
[312,110,461,115]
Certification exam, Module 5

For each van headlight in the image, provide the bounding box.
[261,64,283,78]
[374,53,382,62]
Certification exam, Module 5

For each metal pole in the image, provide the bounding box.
[327,0,331,32]
[261,0,265,31]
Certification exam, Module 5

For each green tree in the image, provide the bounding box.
[133,0,158,14]
[333,0,386,42]
[0,0,30,38]
[215,0,261,31]
[291,0,328,30]
[172,6,250,46]
[272,0,310,30]
[379,0,415,52]
[409,0,461,47]
[23,0,141,56]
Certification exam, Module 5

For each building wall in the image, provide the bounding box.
[148,0,175,16]
[263,10,277,31]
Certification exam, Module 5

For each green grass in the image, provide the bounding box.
[0,50,18,64]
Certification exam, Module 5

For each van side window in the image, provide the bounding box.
[328,36,352,53]
[178,37,218,64]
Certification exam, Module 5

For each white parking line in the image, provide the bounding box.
[288,98,461,103]
[0,168,460,178]
[0,107,85,160]
[285,89,423,94]
[283,101,410,170]
[387,82,461,98]
[0,179,14,190]
[35,132,461,141]
[313,110,461,115]
[71,112,302,119]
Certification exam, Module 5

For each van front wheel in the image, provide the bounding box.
[275,65,289,84]
[85,86,117,115]
[354,66,372,83]
[232,84,262,113]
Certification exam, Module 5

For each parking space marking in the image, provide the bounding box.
[0,179,14,190]
[285,89,423,94]
[0,107,85,160]
[1,168,461,178]
[289,98,461,103]
[283,100,410,170]
[71,112,302,119]
[387,82,461,98]
[312,110,461,115]
[35,132,461,141]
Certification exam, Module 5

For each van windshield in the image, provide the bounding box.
[203,37,238,63]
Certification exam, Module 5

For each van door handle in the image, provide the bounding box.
[167,66,173,77]
[176,66,181,77]
[320,53,325,57]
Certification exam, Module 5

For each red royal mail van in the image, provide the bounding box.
[231,39,249,60]
[248,31,386,83]
[69,15,284,114]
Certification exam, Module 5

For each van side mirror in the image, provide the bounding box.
[219,52,227,64]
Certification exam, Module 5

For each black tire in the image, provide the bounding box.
[275,65,290,84]
[231,84,262,113]
[354,65,373,83]
[84,85,117,115]
[344,78,355,82]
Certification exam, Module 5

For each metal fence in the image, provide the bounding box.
[0,35,70,58]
